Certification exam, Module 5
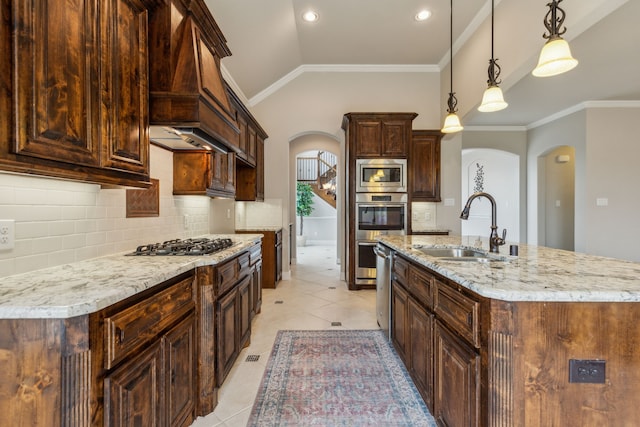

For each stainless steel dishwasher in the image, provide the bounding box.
[374,243,393,340]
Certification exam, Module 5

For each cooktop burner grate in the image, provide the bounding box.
[127,237,234,256]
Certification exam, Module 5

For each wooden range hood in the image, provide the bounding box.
[148,0,240,153]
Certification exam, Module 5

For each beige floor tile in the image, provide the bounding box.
[189,243,378,426]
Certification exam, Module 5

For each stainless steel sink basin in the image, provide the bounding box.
[412,245,507,262]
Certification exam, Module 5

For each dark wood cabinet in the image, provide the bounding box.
[408,298,434,408]
[410,130,442,202]
[434,322,480,427]
[102,273,197,427]
[2,0,151,187]
[236,229,282,288]
[229,84,268,202]
[105,339,164,427]
[391,280,410,364]
[343,113,416,158]
[342,112,416,290]
[172,150,236,198]
[390,252,481,427]
[165,314,197,427]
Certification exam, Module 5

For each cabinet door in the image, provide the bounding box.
[250,260,263,318]
[410,131,442,202]
[11,0,149,180]
[209,151,225,192]
[434,322,480,427]
[225,152,236,194]
[355,120,382,157]
[408,299,433,408]
[173,151,211,195]
[256,136,265,201]
[381,120,408,157]
[105,340,164,427]
[216,289,238,386]
[165,314,196,427]
[237,275,251,350]
[100,0,149,175]
[246,125,257,165]
[391,281,410,364]
[12,0,101,166]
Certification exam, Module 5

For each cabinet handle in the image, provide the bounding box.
[116,327,125,344]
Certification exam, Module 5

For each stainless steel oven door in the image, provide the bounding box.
[355,241,378,286]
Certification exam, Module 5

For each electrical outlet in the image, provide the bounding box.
[0,219,15,250]
[569,359,606,383]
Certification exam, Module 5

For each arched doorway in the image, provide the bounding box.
[537,146,575,250]
[288,133,344,277]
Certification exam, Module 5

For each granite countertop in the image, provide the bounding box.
[379,235,640,303]
[235,226,283,232]
[0,234,262,319]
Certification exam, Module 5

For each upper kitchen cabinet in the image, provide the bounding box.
[228,85,268,201]
[342,113,417,158]
[172,150,236,198]
[0,0,153,187]
[147,0,240,153]
[410,130,442,202]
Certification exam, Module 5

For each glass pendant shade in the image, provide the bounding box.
[441,113,463,134]
[532,37,578,77]
[478,85,508,112]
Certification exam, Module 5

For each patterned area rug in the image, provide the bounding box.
[247,330,437,426]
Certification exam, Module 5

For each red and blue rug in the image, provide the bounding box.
[247,330,436,426]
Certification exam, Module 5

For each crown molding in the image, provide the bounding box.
[528,100,640,129]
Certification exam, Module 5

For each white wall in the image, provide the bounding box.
[584,106,640,260]
[0,145,216,278]
[528,103,640,261]
[543,146,575,250]
[461,149,520,243]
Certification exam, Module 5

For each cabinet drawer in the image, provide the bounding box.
[249,244,262,265]
[393,256,409,285]
[434,280,479,348]
[238,252,251,276]
[217,259,239,296]
[409,266,433,309]
[104,276,195,369]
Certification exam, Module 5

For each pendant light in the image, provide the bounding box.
[478,0,507,113]
[441,0,463,134]
[532,0,578,77]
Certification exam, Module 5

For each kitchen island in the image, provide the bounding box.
[0,234,262,426]
[379,234,640,427]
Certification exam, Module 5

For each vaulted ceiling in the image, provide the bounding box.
[206,0,640,128]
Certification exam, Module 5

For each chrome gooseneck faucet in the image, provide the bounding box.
[460,192,506,253]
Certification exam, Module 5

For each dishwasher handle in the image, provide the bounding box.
[373,245,392,260]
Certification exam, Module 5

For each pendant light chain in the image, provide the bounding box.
[441,0,463,133]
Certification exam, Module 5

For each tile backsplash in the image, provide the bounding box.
[0,146,211,278]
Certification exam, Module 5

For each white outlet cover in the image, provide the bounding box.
[0,219,15,250]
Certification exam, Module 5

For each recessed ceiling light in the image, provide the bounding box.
[415,9,431,21]
[302,10,319,22]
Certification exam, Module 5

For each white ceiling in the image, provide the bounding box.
[206,0,640,128]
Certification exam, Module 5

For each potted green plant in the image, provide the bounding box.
[296,182,314,246]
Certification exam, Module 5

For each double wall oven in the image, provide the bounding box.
[354,159,407,286]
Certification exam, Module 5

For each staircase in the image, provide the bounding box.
[296,151,337,208]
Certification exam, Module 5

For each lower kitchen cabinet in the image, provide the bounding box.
[391,280,410,364]
[434,322,480,427]
[105,313,196,427]
[105,339,164,427]
[216,274,251,385]
[236,229,282,288]
[408,298,434,408]
[390,253,481,427]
